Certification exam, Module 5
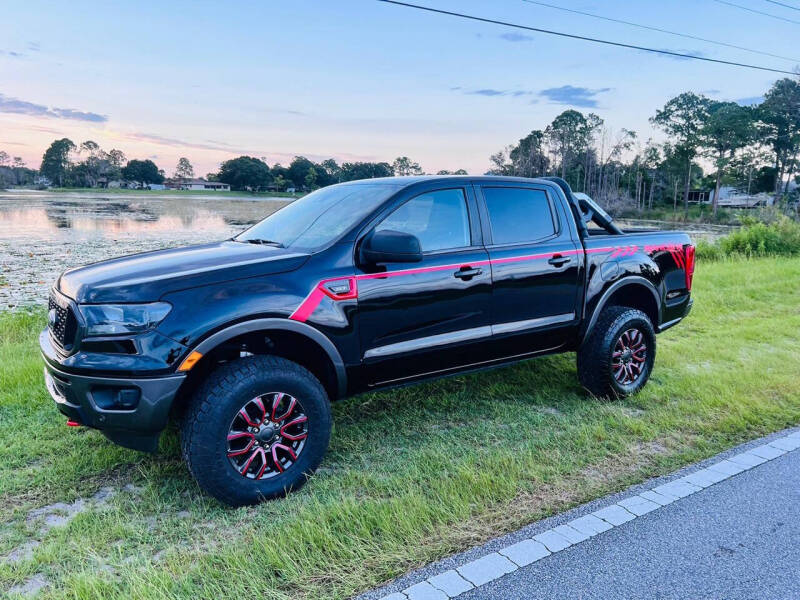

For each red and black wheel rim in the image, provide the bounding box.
[226,392,309,480]
[612,328,647,386]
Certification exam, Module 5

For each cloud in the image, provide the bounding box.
[701,89,721,95]
[0,93,107,122]
[462,88,534,98]
[469,89,506,97]
[27,41,41,51]
[0,50,25,58]
[735,95,764,106]
[123,132,241,153]
[50,107,106,122]
[118,130,375,165]
[498,32,534,43]
[538,85,611,108]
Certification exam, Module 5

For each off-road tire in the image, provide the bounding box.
[180,355,331,506]
[577,306,656,399]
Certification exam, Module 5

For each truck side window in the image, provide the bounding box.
[375,188,471,252]
[482,187,556,245]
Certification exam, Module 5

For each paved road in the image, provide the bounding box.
[464,448,800,600]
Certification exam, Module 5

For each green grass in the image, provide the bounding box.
[2,258,800,599]
[42,187,302,199]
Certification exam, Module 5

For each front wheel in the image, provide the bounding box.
[577,306,656,399]
[180,355,332,506]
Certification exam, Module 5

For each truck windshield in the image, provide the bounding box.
[235,183,399,251]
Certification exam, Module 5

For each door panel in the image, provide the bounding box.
[356,187,491,385]
[476,184,583,357]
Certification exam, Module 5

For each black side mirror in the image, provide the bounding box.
[361,229,422,264]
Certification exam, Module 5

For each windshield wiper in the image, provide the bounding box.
[238,238,285,247]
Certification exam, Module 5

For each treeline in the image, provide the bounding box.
[489,77,800,216]
[0,151,37,187]
[211,155,466,192]
[2,136,467,192]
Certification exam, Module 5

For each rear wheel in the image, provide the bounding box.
[577,306,656,399]
[180,355,331,506]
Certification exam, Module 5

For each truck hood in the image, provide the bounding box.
[58,241,310,303]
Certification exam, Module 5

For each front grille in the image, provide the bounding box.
[48,293,78,350]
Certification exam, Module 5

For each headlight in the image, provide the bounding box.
[78,302,172,337]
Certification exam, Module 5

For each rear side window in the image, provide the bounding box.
[482,187,556,245]
[375,188,471,252]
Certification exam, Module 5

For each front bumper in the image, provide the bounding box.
[42,349,185,453]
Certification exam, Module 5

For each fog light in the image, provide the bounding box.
[91,387,141,411]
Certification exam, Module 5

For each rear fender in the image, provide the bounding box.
[580,276,662,345]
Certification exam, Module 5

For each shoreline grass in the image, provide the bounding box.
[1,257,799,599]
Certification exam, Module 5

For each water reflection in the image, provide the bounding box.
[0,190,288,241]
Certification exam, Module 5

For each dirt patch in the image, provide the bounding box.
[4,540,40,564]
[8,573,49,597]
[25,486,116,535]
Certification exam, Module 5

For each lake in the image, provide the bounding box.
[0,190,289,308]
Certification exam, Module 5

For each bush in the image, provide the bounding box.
[701,217,800,260]
[695,240,724,261]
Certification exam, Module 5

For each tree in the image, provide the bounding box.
[304,166,318,190]
[545,110,590,180]
[121,159,164,187]
[12,157,25,169]
[651,93,711,216]
[760,78,800,197]
[107,149,127,168]
[40,138,76,186]
[217,156,272,191]
[392,156,423,176]
[287,156,317,189]
[320,159,341,183]
[174,157,194,181]
[700,102,756,215]
[339,161,393,181]
[0,151,9,167]
[76,140,102,187]
[79,140,99,155]
[509,130,549,178]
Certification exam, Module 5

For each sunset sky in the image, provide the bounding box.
[1,0,796,176]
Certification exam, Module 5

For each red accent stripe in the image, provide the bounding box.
[289,287,327,322]
[287,245,650,323]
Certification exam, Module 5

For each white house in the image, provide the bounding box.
[168,178,230,191]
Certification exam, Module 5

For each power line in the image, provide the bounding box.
[375,0,798,75]
[520,0,800,63]
[763,0,800,12]
[711,0,800,25]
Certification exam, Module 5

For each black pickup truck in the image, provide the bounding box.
[41,176,694,506]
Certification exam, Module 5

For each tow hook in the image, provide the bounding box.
[66,420,82,427]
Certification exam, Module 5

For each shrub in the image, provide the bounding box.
[700,217,800,260]
[695,240,724,261]
[719,217,800,257]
